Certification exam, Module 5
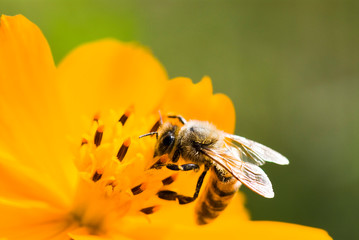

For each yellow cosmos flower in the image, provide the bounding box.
[0,15,332,240]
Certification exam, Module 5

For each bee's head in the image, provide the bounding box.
[153,122,178,157]
[139,112,180,158]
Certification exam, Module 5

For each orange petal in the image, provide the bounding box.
[200,196,332,240]
[0,197,72,240]
[238,221,332,240]
[160,76,235,133]
[119,191,331,240]
[149,193,249,227]
[69,227,133,240]
[69,235,110,240]
[0,15,76,202]
[0,151,74,208]
[157,220,332,240]
[69,234,132,240]
[0,14,62,145]
[128,218,332,240]
[0,14,77,206]
[56,39,168,140]
[118,195,249,240]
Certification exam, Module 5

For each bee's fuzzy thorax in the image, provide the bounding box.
[176,120,223,165]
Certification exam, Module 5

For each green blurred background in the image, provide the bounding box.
[1,0,358,239]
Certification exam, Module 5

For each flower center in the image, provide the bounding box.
[69,107,176,234]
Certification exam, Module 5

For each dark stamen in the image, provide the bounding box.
[162,174,178,186]
[119,106,134,125]
[177,195,195,205]
[117,137,131,162]
[94,125,104,147]
[81,138,88,146]
[150,156,168,169]
[150,119,161,132]
[140,206,160,215]
[93,113,100,122]
[131,183,146,195]
[157,190,178,201]
[92,169,103,182]
[119,108,133,125]
[119,114,128,126]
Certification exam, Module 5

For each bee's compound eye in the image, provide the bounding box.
[162,134,175,147]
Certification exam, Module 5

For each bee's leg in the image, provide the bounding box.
[157,163,203,202]
[167,115,187,125]
[172,149,180,163]
[151,162,200,171]
[166,163,199,171]
[157,169,207,203]
[177,168,209,205]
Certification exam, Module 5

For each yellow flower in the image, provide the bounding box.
[0,15,331,240]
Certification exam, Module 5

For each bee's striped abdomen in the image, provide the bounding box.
[195,167,241,225]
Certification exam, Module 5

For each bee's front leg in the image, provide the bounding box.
[166,163,200,171]
[157,167,209,205]
[176,168,208,204]
[151,162,200,171]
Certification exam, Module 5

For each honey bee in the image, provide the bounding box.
[140,115,289,225]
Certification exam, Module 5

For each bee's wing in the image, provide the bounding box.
[202,147,275,198]
[224,133,289,166]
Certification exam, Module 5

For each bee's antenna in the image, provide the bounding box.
[158,110,163,125]
[139,132,158,139]
[140,110,163,140]
[167,115,187,125]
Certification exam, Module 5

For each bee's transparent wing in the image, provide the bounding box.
[224,133,289,166]
[202,147,274,198]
